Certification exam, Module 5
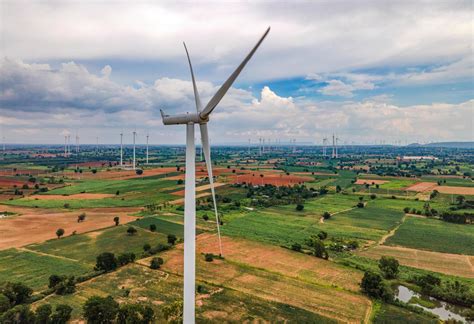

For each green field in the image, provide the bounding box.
[373,303,437,324]
[131,217,184,237]
[0,249,90,290]
[27,225,167,264]
[326,206,404,231]
[385,216,474,255]
[379,179,418,189]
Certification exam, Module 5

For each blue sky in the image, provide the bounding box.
[0,1,472,144]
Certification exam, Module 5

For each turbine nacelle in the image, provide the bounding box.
[160,110,209,125]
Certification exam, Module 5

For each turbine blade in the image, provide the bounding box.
[199,123,223,256]
[183,42,203,112]
[200,27,270,119]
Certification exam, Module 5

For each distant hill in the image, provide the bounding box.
[409,142,474,149]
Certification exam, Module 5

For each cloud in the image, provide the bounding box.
[1,1,472,82]
[0,58,472,144]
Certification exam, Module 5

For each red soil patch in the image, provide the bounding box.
[0,177,26,188]
[0,205,140,250]
[405,182,437,192]
[29,193,115,200]
[435,185,474,195]
[355,179,388,185]
[229,173,312,186]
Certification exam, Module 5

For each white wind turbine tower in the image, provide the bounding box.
[335,135,340,158]
[132,130,137,170]
[75,134,80,153]
[64,135,68,156]
[146,133,149,165]
[160,27,270,323]
[119,132,123,166]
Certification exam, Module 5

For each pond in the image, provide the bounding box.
[395,285,470,323]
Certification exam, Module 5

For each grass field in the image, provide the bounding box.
[27,225,167,264]
[222,203,397,247]
[131,217,184,237]
[379,179,418,189]
[385,216,474,255]
[0,248,90,290]
[373,303,437,323]
[33,264,336,322]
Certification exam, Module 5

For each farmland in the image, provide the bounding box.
[0,143,473,323]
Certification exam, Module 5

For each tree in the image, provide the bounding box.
[202,214,209,221]
[135,169,143,175]
[360,271,393,301]
[56,228,65,239]
[335,185,341,193]
[149,224,156,232]
[378,256,399,279]
[167,234,177,245]
[150,257,164,270]
[1,282,33,306]
[357,202,364,208]
[127,226,137,236]
[48,275,63,289]
[83,296,119,324]
[117,304,154,324]
[1,305,35,323]
[113,216,120,226]
[77,213,86,223]
[95,252,117,272]
[370,194,377,199]
[35,304,52,324]
[296,204,304,211]
[317,231,328,240]
[204,253,214,262]
[143,243,151,252]
[403,207,410,213]
[51,304,72,324]
[322,211,331,219]
[117,253,136,266]
[54,276,76,295]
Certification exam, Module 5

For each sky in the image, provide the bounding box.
[0,0,473,145]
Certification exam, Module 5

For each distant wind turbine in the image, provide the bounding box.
[160,27,270,323]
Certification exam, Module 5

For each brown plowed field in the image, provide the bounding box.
[151,233,370,323]
[229,173,313,186]
[358,245,474,278]
[0,205,139,250]
[405,182,437,192]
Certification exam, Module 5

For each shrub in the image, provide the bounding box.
[83,296,119,324]
[322,211,331,219]
[360,271,393,301]
[56,228,65,239]
[51,304,73,324]
[357,202,364,208]
[117,253,136,266]
[403,207,410,213]
[126,226,137,235]
[378,256,399,279]
[290,243,301,252]
[296,204,304,211]
[167,234,177,245]
[95,252,117,272]
[149,224,156,232]
[135,169,143,175]
[113,216,120,226]
[370,194,377,199]
[202,214,209,221]
[317,231,328,240]
[204,253,214,262]
[150,257,164,270]
[143,243,151,252]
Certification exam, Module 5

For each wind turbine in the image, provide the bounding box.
[146,133,149,165]
[119,132,123,166]
[132,130,137,170]
[160,27,270,323]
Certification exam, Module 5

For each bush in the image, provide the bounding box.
[0,282,33,306]
[290,243,302,252]
[117,253,136,266]
[143,243,151,252]
[378,256,399,279]
[296,204,304,211]
[322,211,331,219]
[360,271,393,301]
[204,253,214,262]
[202,214,209,221]
[135,169,143,175]
[126,226,137,235]
[83,296,119,324]
[117,304,154,323]
[357,202,364,208]
[113,216,120,226]
[403,207,410,213]
[149,224,156,232]
[370,194,377,199]
[317,231,328,240]
[51,304,73,324]
[167,234,177,245]
[95,252,117,272]
[56,228,65,239]
[150,257,164,270]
